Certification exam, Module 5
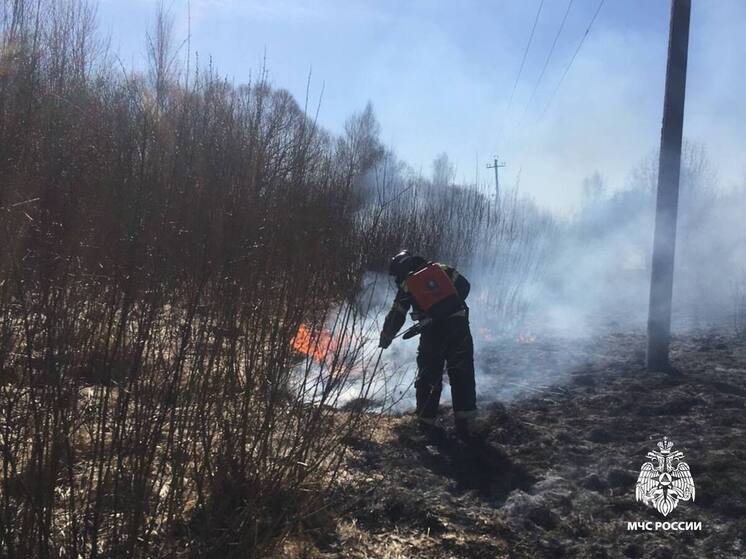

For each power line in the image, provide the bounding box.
[502,0,546,136]
[538,0,606,121]
[508,0,575,144]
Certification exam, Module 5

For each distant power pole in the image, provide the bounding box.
[647,0,691,374]
[486,156,506,201]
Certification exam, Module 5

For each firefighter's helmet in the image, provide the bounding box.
[389,250,425,279]
[389,250,412,277]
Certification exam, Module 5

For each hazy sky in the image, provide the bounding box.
[97,0,746,211]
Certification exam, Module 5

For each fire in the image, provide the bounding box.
[291,323,337,363]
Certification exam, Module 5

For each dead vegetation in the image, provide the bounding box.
[5,2,743,558]
[0,2,538,556]
[0,1,380,555]
[315,333,746,559]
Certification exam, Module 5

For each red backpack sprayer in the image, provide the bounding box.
[395,262,463,340]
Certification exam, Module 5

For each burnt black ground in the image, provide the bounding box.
[313,332,746,558]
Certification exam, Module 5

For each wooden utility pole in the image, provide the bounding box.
[486,156,506,202]
[647,0,691,373]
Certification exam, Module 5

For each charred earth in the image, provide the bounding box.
[306,332,746,558]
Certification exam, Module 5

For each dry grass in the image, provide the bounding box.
[0,1,383,556]
[0,2,547,557]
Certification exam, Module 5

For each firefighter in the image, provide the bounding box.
[379,250,477,438]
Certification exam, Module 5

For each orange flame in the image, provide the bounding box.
[292,324,337,363]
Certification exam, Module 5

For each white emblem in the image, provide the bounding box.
[635,437,695,517]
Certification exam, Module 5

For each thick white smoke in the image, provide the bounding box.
[306,144,746,413]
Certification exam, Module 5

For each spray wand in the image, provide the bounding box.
[395,318,433,341]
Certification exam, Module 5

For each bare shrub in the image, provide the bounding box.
[0,1,387,556]
[0,2,548,556]
[358,155,554,332]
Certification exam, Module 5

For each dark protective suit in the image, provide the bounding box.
[381,263,476,420]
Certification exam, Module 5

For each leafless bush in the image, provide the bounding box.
[358,155,554,331]
[0,1,389,556]
[564,145,746,333]
[0,1,548,556]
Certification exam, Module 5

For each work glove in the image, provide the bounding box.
[378,333,392,349]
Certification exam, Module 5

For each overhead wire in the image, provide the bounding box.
[506,0,575,148]
[538,0,606,121]
[500,0,546,149]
